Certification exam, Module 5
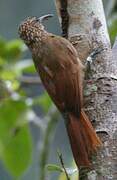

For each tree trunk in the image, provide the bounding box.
[55,0,117,179]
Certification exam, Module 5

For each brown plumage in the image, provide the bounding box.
[18,15,102,168]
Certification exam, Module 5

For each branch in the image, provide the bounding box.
[57,151,70,180]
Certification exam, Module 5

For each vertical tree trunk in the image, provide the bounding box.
[55,0,117,179]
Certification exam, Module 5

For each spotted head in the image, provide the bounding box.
[18,14,53,50]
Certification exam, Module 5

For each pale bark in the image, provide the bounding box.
[55,0,117,179]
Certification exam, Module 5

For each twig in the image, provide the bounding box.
[57,151,70,180]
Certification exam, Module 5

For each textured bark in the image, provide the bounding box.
[55,0,117,179]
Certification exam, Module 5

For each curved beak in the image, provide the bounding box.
[38,14,54,23]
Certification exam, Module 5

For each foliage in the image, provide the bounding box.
[0,38,34,177]
[0,37,58,178]
[108,14,117,43]
[0,36,78,179]
[104,0,117,44]
[1,110,32,177]
[46,163,78,180]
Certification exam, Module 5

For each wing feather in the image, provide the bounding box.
[34,35,83,116]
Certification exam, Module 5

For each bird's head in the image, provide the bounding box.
[18,14,53,49]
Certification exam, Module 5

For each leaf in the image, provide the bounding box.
[59,171,79,180]
[0,80,10,99]
[22,65,36,73]
[0,57,5,66]
[2,125,32,177]
[5,39,24,60]
[0,99,32,177]
[108,14,117,43]
[1,70,17,80]
[46,162,78,179]
[15,59,36,74]
[11,80,20,91]
[0,37,6,57]
[46,164,63,172]
[58,173,67,180]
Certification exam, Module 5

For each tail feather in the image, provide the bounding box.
[67,110,102,168]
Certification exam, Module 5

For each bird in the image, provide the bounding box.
[18,14,102,168]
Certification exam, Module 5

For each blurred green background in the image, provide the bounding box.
[0,0,117,180]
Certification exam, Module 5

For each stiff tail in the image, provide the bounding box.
[67,110,102,168]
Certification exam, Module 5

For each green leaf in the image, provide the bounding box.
[46,164,78,179]
[0,37,6,57]
[0,99,28,141]
[0,57,5,66]
[46,164,63,172]
[5,39,24,60]
[0,80,10,99]
[58,173,67,180]
[1,70,17,80]
[59,171,79,180]
[15,60,36,74]
[0,99,32,177]
[0,38,26,61]
[33,92,53,112]
[2,125,32,177]
[22,64,36,73]
[108,14,117,43]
